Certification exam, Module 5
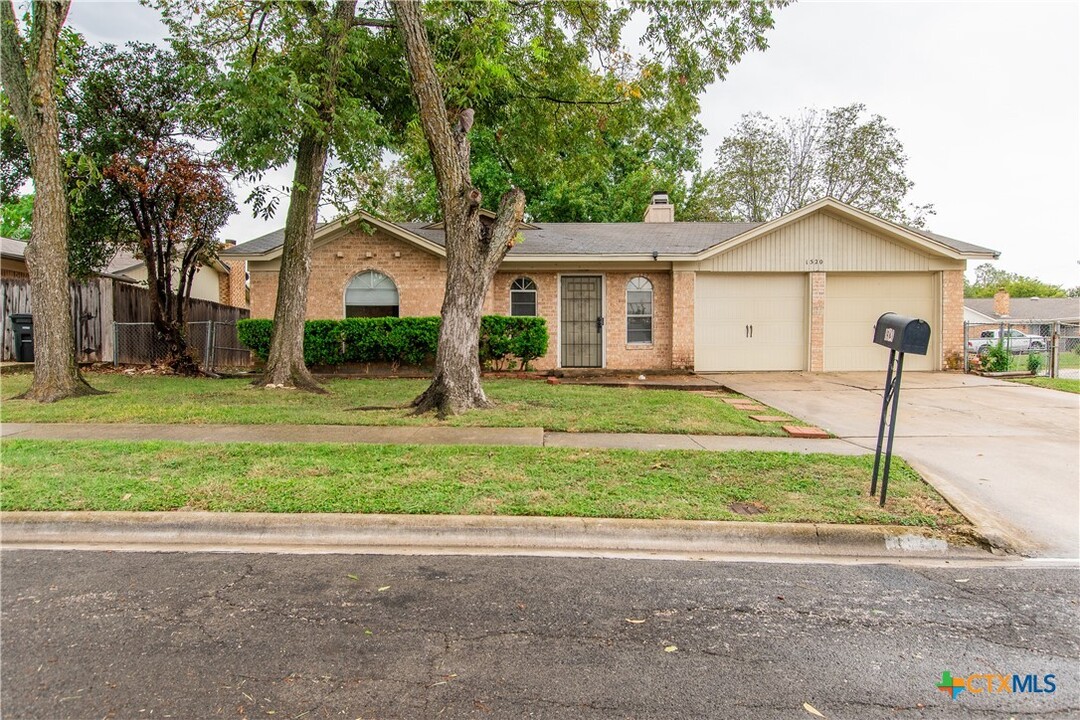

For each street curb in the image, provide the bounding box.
[0,511,995,561]
[902,458,1034,556]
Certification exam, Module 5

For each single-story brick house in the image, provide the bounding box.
[223,195,998,372]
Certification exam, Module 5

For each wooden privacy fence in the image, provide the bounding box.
[1,277,249,364]
[1,279,104,363]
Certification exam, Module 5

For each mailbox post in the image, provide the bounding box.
[870,313,931,506]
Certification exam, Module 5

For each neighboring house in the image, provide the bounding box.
[105,244,248,309]
[3,237,247,310]
[1,236,30,278]
[224,196,998,372]
[965,291,1080,338]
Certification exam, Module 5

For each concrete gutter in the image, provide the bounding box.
[0,511,998,563]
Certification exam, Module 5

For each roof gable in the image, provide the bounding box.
[690,198,997,263]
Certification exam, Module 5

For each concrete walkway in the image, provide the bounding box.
[0,422,867,455]
[711,372,1080,559]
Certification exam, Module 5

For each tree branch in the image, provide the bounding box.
[352,16,395,29]
[519,93,625,106]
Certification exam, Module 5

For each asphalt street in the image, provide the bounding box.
[2,551,1077,720]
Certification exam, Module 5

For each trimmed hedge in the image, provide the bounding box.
[237,316,548,370]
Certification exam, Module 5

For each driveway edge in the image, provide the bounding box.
[903,458,1035,556]
[1,511,995,561]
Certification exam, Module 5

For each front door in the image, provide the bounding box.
[561,275,603,367]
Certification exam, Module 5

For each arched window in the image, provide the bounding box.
[626,276,653,344]
[510,277,537,317]
[345,270,399,318]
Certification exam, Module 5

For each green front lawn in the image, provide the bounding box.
[0,439,965,528]
[0,373,796,436]
[1009,376,1080,394]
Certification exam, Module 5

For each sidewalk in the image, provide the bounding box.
[0,421,867,455]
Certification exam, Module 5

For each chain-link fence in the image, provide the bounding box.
[964,320,1080,378]
[113,321,251,372]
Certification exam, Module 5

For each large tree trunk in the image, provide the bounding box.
[259,132,329,392]
[257,0,357,393]
[1,0,99,402]
[412,191,525,415]
[394,0,526,417]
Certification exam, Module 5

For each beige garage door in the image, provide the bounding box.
[824,273,938,371]
[695,274,807,371]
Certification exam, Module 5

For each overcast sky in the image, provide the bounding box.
[66,0,1080,287]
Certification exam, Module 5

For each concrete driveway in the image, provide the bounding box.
[709,372,1080,558]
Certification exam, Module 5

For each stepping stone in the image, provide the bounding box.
[749,415,789,423]
[782,425,830,439]
[732,404,767,411]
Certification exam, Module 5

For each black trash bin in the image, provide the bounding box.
[9,313,33,362]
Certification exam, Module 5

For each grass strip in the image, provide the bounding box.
[0,439,965,528]
[0,374,796,436]
[1008,376,1080,394]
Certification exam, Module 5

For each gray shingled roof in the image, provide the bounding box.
[401,222,763,255]
[1,236,26,259]
[965,297,1080,322]
[223,216,996,258]
[226,226,286,256]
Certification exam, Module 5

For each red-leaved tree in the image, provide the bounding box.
[103,142,236,374]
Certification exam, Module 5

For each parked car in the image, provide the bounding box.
[967,329,1046,356]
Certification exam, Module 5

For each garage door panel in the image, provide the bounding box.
[695,274,807,372]
[824,273,937,371]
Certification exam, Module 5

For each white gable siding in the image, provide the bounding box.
[688,212,965,274]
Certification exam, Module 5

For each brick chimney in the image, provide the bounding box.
[993,288,1010,317]
[643,191,674,223]
[217,240,248,308]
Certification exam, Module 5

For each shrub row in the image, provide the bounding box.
[237,316,548,369]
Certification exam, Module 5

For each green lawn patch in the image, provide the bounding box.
[0,373,797,436]
[1009,376,1080,394]
[0,439,965,528]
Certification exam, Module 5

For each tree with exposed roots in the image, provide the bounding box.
[0,0,99,402]
[391,0,785,415]
[393,1,524,415]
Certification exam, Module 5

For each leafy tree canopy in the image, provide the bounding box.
[354,1,786,223]
[700,104,934,227]
[0,192,32,239]
[965,263,1069,299]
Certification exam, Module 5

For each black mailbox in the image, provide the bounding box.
[873,313,930,356]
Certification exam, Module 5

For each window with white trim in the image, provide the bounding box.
[345,270,399,318]
[626,276,653,344]
[510,277,537,316]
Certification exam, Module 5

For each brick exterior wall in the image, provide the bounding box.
[809,271,826,371]
[489,271,559,369]
[603,271,673,371]
[941,269,965,369]
[307,228,446,318]
[670,271,694,370]
[249,269,278,319]
[217,260,249,308]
